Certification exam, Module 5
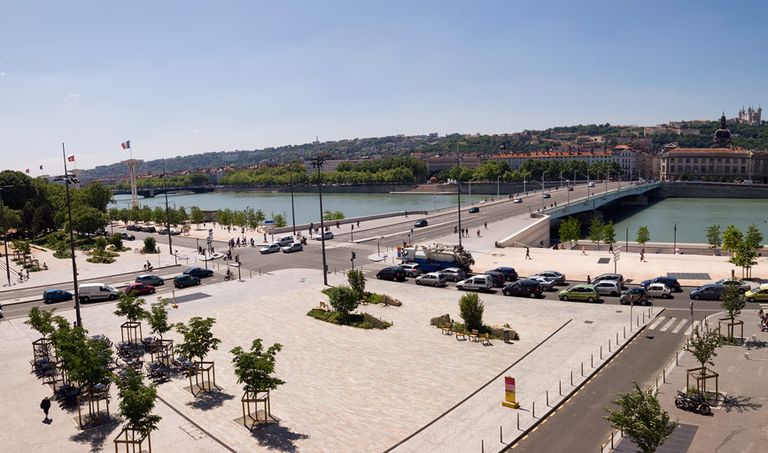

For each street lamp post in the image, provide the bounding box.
[0,186,13,287]
[62,143,82,328]
[311,155,329,285]
[161,174,174,260]
[673,224,677,254]
[288,162,297,236]
[377,236,382,257]
[456,144,463,247]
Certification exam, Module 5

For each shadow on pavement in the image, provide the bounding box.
[186,390,235,411]
[722,394,763,414]
[69,417,121,453]
[251,423,309,453]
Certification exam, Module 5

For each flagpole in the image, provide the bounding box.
[62,143,83,328]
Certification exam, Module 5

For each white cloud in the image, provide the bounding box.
[63,93,80,102]
[0,72,7,77]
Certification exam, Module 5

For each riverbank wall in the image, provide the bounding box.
[651,181,768,199]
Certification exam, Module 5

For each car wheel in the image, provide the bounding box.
[109,294,116,301]
[587,297,595,303]
[80,296,90,303]
[376,274,381,279]
[457,285,463,290]
[692,294,700,300]
[560,296,568,301]
[415,280,421,285]
[739,288,746,294]
[529,292,536,298]
[151,288,156,294]
[611,291,619,297]
[503,290,509,296]
[748,297,755,302]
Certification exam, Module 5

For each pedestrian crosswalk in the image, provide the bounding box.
[646,316,694,335]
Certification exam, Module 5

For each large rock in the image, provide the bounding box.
[380,294,402,307]
[430,314,451,327]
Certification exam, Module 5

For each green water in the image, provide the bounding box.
[605,198,768,244]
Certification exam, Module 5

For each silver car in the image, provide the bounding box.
[415,272,447,287]
[534,271,566,285]
[526,275,556,291]
[401,263,423,278]
[593,273,624,289]
[593,280,622,296]
[715,279,751,294]
[440,267,466,282]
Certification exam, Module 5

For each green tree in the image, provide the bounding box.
[230,339,285,394]
[109,233,124,250]
[705,225,721,249]
[459,292,484,332]
[604,383,676,453]
[146,299,173,339]
[558,217,581,247]
[116,370,162,437]
[70,205,106,235]
[722,225,742,256]
[175,317,221,363]
[24,307,61,339]
[744,224,763,254]
[323,285,360,324]
[346,269,366,299]
[603,221,616,247]
[190,206,205,226]
[114,294,148,323]
[273,214,286,228]
[142,236,157,254]
[684,327,722,394]
[636,226,650,246]
[720,285,745,339]
[589,216,605,250]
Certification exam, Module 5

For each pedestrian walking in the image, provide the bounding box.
[586,275,591,284]
[484,222,488,229]
[476,229,480,237]
[40,396,51,422]
[640,248,645,262]
[525,246,531,260]
[356,221,360,228]
[608,244,614,253]
[581,246,586,255]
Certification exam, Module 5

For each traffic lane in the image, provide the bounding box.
[510,310,703,453]
[0,273,226,321]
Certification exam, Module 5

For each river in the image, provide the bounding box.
[110,191,489,224]
[605,198,768,244]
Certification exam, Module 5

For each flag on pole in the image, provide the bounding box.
[39,165,43,170]
[121,140,131,150]
[25,168,30,174]
[67,155,75,162]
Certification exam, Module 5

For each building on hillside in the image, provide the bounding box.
[738,105,762,125]
[425,154,481,173]
[493,146,638,176]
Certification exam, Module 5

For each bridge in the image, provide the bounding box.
[542,181,661,219]
[111,186,216,198]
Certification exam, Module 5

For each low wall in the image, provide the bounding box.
[496,215,551,248]
[653,181,768,199]
[216,184,418,194]
[270,210,429,235]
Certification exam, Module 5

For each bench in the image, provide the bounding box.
[482,333,492,346]
[469,330,480,342]
[440,324,453,335]
[455,329,467,341]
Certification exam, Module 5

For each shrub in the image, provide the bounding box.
[306,309,391,330]
[110,233,124,250]
[347,269,366,298]
[94,236,108,251]
[459,293,484,332]
[142,236,157,254]
[323,285,360,323]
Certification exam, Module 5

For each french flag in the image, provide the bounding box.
[121,140,131,150]
[67,155,75,162]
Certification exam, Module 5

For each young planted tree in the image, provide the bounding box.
[190,206,205,227]
[604,383,676,453]
[459,292,484,332]
[116,370,162,449]
[347,269,366,299]
[273,214,286,228]
[722,225,742,257]
[142,236,157,254]
[684,327,722,395]
[323,285,360,324]
[720,285,746,340]
[603,221,616,248]
[25,307,60,339]
[705,225,722,250]
[636,226,650,246]
[146,299,173,339]
[175,317,221,364]
[558,217,581,247]
[115,294,149,323]
[230,339,284,394]
[589,216,605,250]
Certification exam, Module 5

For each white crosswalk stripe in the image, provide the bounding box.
[657,318,677,332]
[646,316,693,335]
[647,316,666,330]
[671,318,690,334]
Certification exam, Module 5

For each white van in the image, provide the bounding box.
[276,235,294,247]
[78,283,119,303]
[456,275,494,292]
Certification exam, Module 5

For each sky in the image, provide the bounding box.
[1,0,766,172]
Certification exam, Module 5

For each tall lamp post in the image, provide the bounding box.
[288,161,297,236]
[456,143,463,247]
[673,224,677,254]
[161,174,174,260]
[310,155,329,285]
[61,143,82,328]
[0,186,13,287]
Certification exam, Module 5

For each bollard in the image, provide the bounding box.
[676,351,679,366]
[616,332,619,345]
[608,339,612,352]
[517,413,520,431]
[481,439,484,453]
[643,312,646,323]
[500,425,503,444]
[600,345,603,359]
[570,370,573,385]
[591,353,594,368]
[559,379,562,395]
[532,401,536,418]
[637,315,640,327]
[623,326,626,339]
[611,432,615,449]
[655,377,658,389]
[259,268,262,276]
[663,368,666,383]
[546,390,549,406]
[581,361,584,376]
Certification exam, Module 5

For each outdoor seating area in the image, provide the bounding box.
[437,322,492,346]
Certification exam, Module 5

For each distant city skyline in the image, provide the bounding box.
[1,0,766,172]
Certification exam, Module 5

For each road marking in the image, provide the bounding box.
[671,319,689,334]
[684,324,694,336]
[657,317,677,332]
[647,316,666,330]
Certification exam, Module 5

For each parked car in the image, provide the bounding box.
[414,219,429,228]
[135,274,164,286]
[401,263,423,278]
[313,231,334,240]
[139,225,156,233]
[641,276,681,292]
[78,283,119,303]
[415,272,447,287]
[183,267,214,278]
[121,232,136,240]
[558,284,598,302]
[492,267,518,281]
[456,275,494,292]
[745,285,768,302]
[125,224,139,231]
[502,279,543,298]
[484,270,506,288]
[588,182,595,187]
[376,266,407,282]
[0,302,3,318]
[689,284,724,301]
[439,267,466,282]
[468,207,480,214]
[259,243,281,254]
[593,280,622,296]
[276,235,294,246]
[620,287,650,305]
[281,243,304,253]
[593,273,624,288]
[174,274,200,288]
[714,279,751,294]
[533,271,566,285]
[125,282,155,296]
[646,283,672,299]
[513,198,523,203]
[525,275,556,291]
[43,289,73,304]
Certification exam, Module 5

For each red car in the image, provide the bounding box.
[125,282,155,296]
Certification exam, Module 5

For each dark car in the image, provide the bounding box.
[468,207,480,214]
[492,267,518,281]
[641,276,682,292]
[620,287,650,306]
[43,289,73,304]
[484,270,506,288]
[183,267,214,278]
[542,193,551,199]
[135,274,165,286]
[690,284,724,301]
[140,225,157,233]
[376,266,407,282]
[414,219,428,228]
[125,224,139,231]
[174,274,200,288]
[502,279,543,298]
[125,282,155,296]
[121,232,136,240]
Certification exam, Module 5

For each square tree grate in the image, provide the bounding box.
[667,272,710,280]
[597,258,611,264]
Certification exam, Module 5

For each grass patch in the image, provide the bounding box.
[307,309,391,330]
[364,292,401,306]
